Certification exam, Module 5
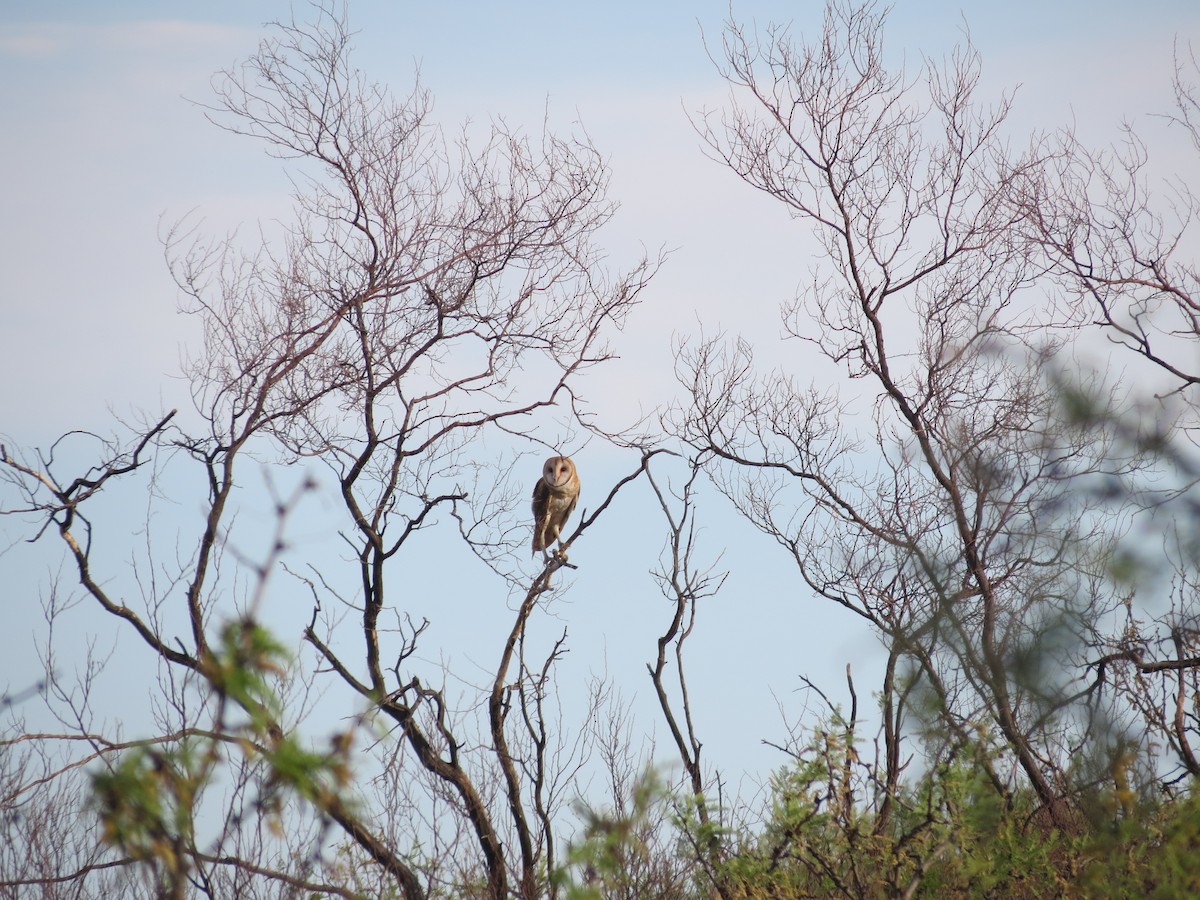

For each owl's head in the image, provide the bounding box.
[542,455,576,487]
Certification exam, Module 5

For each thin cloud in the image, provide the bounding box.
[0,31,61,58]
[0,20,251,61]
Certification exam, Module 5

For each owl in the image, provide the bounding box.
[531,455,580,558]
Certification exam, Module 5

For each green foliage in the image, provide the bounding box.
[89,615,360,888]
[711,729,1200,900]
[552,767,672,899]
[1078,787,1200,898]
[90,741,204,881]
[480,728,1197,900]
[202,617,289,734]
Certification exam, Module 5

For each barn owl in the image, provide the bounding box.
[531,455,580,559]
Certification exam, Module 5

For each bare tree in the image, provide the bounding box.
[1,5,657,898]
[644,458,731,896]
[673,0,1131,823]
[14,2,1200,895]
[1017,43,1200,790]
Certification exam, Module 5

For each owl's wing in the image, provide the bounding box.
[561,467,580,522]
[531,478,550,552]
[561,490,579,523]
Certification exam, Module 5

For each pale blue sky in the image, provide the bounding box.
[2,1,1198,797]
[3,0,1196,436]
